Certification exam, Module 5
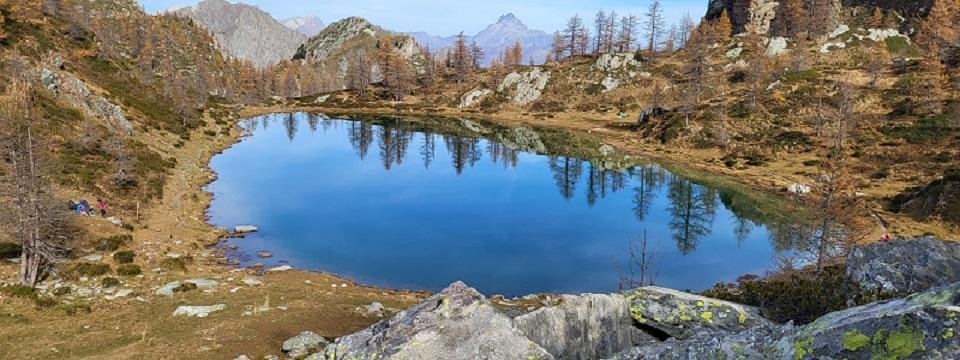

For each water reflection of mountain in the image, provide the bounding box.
[245,112,799,256]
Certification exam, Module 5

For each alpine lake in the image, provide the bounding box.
[206,112,801,296]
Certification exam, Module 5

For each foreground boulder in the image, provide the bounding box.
[514,293,654,359]
[847,237,960,295]
[323,281,552,360]
[283,331,328,358]
[608,324,792,360]
[627,286,772,340]
[778,282,960,359]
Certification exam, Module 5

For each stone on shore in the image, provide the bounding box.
[626,286,772,340]
[847,237,960,295]
[324,281,552,360]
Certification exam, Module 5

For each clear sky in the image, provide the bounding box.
[137,0,707,36]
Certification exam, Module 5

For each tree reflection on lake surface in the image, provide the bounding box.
[210,113,796,295]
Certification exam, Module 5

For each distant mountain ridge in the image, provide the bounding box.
[172,0,306,68]
[282,16,326,37]
[410,13,552,66]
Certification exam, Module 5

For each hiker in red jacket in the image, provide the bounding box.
[97,199,107,217]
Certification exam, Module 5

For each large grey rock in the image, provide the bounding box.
[515,293,654,359]
[627,287,772,340]
[324,281,552,360]
[172,304,225,318]
[498,67,550,105]
[608,324,792,360]
[282,331,328,358]
[847,237,960,295]
[778,282,960,360]
[458,88,492,108]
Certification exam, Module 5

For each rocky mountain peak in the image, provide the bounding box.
[172,0,306,68]
[497,13,521,25]
[282,15,326,37]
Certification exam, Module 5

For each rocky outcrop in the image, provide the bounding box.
[497,67,550,105]
[591,53,644,92]
[514,294,655,359]
[172,0,306,68]
[292,274,960,360]
[891,169,960,225]
[779,281,960,359]
[294,17,424,86]
[627,286,773,340]
[458,88,492,108]
[323,281,552,360]
[38,66,133,134]
[847,237,960,295]
[609,324,792,360]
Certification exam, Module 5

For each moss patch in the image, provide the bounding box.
[842,329,870,351]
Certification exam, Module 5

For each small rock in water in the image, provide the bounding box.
[234,225,258,234]
[257,251,272,258]
[173,304,226,318]
[282,331,328,358]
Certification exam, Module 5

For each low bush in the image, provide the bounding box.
[160,256,192,272]
[70,263,111,278]
[116,264,141,276]
[95,234,132,252]
[101,277,120,288]
[0,243,22,258]
[112,250,135,264]
[701,266,860,325]
[60,302,92,316]
[174,282,198,293]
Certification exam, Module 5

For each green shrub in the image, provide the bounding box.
[116,264,142,276]
[882,116,955,144]
[70,263,111,278]
[52,287,71,296]
[60,302,92,316]
[0,284,37,299]
[0,243,22,258]
[701,266,858,324]
[113,251,135,264]
[802,159,822,167]
[101,277,121,288]
[160,257,192,272]
[95,235,132,252]
[32,297,58,308]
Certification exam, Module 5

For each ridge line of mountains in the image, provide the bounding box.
[167,0,550,68]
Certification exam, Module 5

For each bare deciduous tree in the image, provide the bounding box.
[0,80,70,287]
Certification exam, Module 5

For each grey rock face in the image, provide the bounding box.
[324,281,553,360]
[281,16,326,37]
[608,324,792,360]
[778,282,960,360]
[38,67,132,134]
[847,237,960,295]
[626,286,772,340]
[497,67,550,105]
[515,293,655,360]
[173,0,306,68]
[282,331,328,358]
[458,88,492,108]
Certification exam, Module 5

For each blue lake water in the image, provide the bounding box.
[207,113,789,296]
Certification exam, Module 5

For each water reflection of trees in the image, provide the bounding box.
[266,114,786,257]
